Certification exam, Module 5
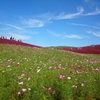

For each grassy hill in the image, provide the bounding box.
[0,44,100,100]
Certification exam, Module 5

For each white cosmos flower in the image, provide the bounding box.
[28,88,31,91]
[67,77,71,79]
[37,69,41,73]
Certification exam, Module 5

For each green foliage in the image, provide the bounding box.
[0,44,100,100]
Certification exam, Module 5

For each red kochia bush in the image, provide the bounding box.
[0,38,42,48]
[60,45,100,54]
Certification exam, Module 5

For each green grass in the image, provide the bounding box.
[0,44,100,100]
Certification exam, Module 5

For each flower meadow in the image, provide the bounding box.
[0,44,100,100]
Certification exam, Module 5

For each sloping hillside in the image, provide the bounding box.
[0,44,100,100]
[59,45,100,54]
[0,38,42,48]
[0,38,100,54]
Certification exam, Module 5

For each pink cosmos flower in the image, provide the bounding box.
[52,90,56,94]
[68,66,71,68]
[81,83,84,87]
[22,88,26,92]
[77,69,82,73]
[28,77,31,81]
[54,66,56,69]
[21,74,25,77]
[18,82,23,85]
[8,59,11,62]
[58,65,61,69]
[48,87,51,90]
[16,63,19,66]
[60,74,65,79]
[18,92,21,95]
[45,87,52,91]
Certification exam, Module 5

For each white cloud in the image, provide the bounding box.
[8,32,31,40]
[47,30,61,37]
[41,6,100,21]
[84,7,100,16]
[0,22,23,30]
[87,31,100,37]
[38,13,53,24]
[54,6,84,19]
[40,7,84,20]
[45,7,100,20]
[84,0,89,2]
[5,24,23,30]
[64,34,83,39]
[47,30,83,39]
[18,6,100,26]
[22,19,44,27]
[70,23,100,29]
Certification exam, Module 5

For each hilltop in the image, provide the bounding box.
[59,45,100,54]
[0,38,42,48]
[44,45,100,54]
[0,37,100,54]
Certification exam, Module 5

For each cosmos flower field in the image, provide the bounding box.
[0,44,100,100]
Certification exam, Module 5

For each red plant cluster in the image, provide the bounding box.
[0,38,100,54]
[0,38,42,48]
[60,45,100,54]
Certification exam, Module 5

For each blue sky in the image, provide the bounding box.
[0,0,100,47]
